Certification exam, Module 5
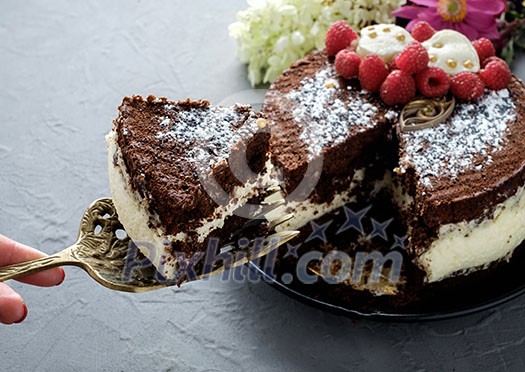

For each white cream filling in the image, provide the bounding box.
[275,169,363,232]
[107,132,173,276]
[277,192,356,232]
[106,131,276,279]
[193,159,278,241]
[276,168,393,232]
[418,184,525,283]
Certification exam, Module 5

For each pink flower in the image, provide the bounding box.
[393,0,506,41]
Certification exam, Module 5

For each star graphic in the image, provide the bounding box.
[283,243,301,259]
[305,220,332,243]
[336,205,372,235]
[390,234,408,250]
[367,218,393,241]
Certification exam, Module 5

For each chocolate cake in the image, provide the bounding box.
[107,23,525,295]
[106,96,275,279]
[263,49,525,284]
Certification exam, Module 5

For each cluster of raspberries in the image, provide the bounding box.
[325,20,511,106]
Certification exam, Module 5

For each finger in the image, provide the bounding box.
[0,234,65,287]
[0,282,27,325]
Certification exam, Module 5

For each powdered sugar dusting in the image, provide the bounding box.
[159,117,170,128]
[155,104,259,169]
[402,89,515,188]
[287,66,381,159]
[385,110,398,121]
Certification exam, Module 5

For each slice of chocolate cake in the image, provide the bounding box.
[263,50,398,231]
[106,96,275,279]
[396,78,525,282]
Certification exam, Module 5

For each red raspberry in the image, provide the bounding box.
[479,60,511,90]
[472,38,496,65]
[411,21,435,42]
[415,67,450,98]
[482,56,507,68]
[359,55,389,92]
[325,21,358,57]
[380,70,416,106]
[334,49,361,79]
[394,41,429,75]
[450,72,485,101]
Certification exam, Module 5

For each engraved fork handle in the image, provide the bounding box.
[0,248,77,282]
[0,197,118,284]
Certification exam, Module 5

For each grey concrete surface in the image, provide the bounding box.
[1,1,524,371]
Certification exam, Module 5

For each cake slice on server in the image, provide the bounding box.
[106,96,285,280]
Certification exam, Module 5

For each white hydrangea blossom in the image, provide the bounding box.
[229,0,407,86]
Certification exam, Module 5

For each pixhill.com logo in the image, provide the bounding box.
[248,203,406,287]
[122,203,406,289]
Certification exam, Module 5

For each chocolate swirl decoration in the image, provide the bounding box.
[399,96,456,132]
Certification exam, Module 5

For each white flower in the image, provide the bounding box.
[229,0,406,86]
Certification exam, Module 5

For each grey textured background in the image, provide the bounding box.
[1,1,525,371]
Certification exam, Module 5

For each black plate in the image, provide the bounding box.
[247,200,525,322]
[248,258,525,322]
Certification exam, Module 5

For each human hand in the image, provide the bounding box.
[0,234,65,325]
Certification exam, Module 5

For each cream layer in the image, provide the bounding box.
[418,184,525,283]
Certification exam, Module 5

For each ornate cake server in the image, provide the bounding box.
[0,193,297,293]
